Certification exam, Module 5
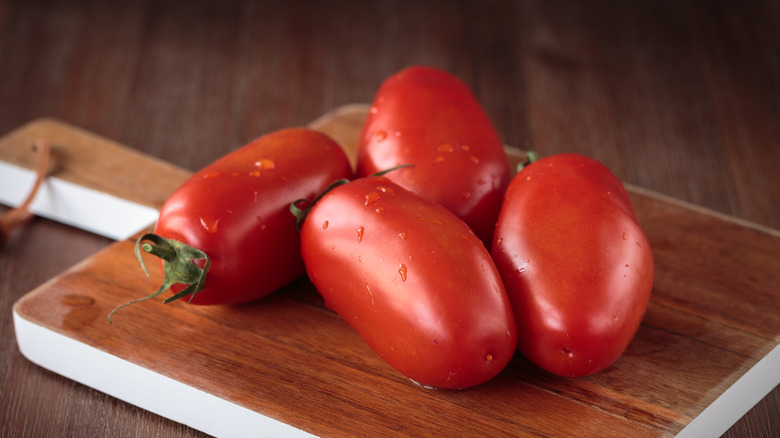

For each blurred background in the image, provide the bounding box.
[1,1,777,436]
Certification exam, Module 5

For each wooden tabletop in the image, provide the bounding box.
[1,1,777,437]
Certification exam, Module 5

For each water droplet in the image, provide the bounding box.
[625,264,630,267]
[398,264,407,281]
[249,170,260,177]
[375,130,388,142]
[369,106,379,114]
[438,143,454,153]
[460,144,470,151]
[364,191,380,206]
[561,346,573,357]
[417,217,444,225]
[202,171,220,179]
[377,185,395,194]
[398,232,407,240]
[365,282,374,306]
[496,238,503,246]
[622,232,628,240]
[526,175,533,181]
[469,155,480,164]
[375,207,385,214]
[393,131,402,137]
[485,353,494,363]
[357,226,364,243]
[322,220,329,230]
[199,217,219,233]
[255,158,276,170]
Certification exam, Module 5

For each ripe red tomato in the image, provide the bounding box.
[111,128,353,319]
[491,153,654,377]
[356,66,510,245]
[297,176,517,389]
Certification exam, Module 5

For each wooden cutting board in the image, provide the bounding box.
[10,106,780,437]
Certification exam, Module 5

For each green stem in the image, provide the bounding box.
[290,163,413,231]
[108,233,210,323]
[517,150,540,173]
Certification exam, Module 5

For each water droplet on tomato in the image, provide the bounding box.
[255,158,276,170]
[377,185,395,194]
[561,346,573,357]
[469,155,480,164]
[417,217,444,225]
[375,207,385,214]
[357,226,364,243]
[398,232,407,240]
[369,106,379,114]
[485,353,494,363]
[249,170,260,177]
[496,238,503,246]
[199,217,219,234]
[202,171,220,179]
[622,232,628,240]
[460,144,470,151]
[438,143,454,153]
[375,130,388,142]
[322,220,329,230]
[398,264,407,281]
[364,191,380,206]
[625,264,630,267]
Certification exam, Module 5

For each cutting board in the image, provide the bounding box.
[10,106,780,437]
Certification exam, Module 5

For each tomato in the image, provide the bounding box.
[356,66,510,245]
[491,153,654,377]
[296,176,517,389]
[110,128,353,320]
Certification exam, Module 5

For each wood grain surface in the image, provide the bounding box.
[9,109,780,438]
[1,1,778,437]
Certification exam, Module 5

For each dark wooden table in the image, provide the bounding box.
[1,1,777,436]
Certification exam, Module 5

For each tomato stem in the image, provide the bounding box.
[290,178,350,230]
[517,150,540,173]
[108,233,210,323]
[290,164,413,231]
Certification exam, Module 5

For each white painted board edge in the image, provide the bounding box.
[0,161,159,241]
[13,310,316,438]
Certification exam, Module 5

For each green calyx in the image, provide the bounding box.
[517,150,540,173]
[108,233,210,323]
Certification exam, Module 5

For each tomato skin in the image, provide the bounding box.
[154,128,353,305]
[300,176,517,389]
[356,66,510,245]
[491,153,654,377]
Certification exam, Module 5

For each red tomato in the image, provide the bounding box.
[356,66,510,245]
[298,176,517,389]
[491,153,654,377]
[111,128,353,320]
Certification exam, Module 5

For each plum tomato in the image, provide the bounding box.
[491,153,654,377]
